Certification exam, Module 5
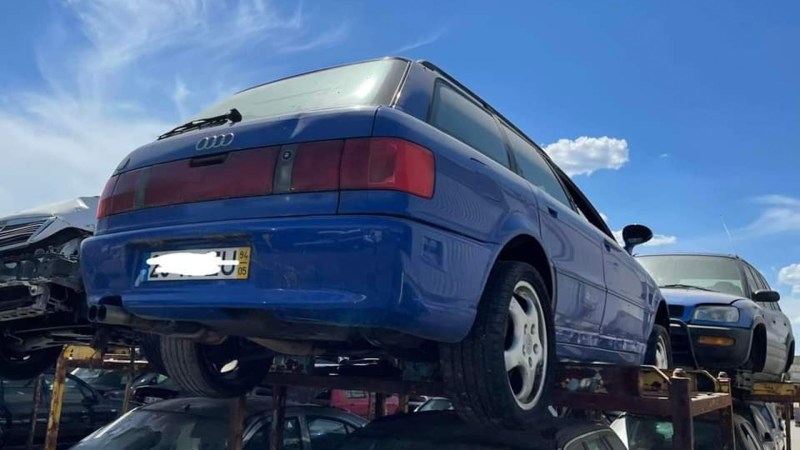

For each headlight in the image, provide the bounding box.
[692,306,739,323]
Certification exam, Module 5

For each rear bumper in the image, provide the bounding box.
[81,215,496,343]
[670,322,752,369]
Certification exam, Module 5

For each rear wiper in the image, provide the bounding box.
[157,108,242,140]
[659,283,714,292]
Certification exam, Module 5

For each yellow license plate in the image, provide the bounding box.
[146,247,251,281]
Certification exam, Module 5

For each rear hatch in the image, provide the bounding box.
[98,59,412,232]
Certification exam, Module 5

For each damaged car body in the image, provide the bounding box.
[0,197,136,379]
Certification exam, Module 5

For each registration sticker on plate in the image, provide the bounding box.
[146,247,251,281]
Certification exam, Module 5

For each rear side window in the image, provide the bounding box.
[429,82,510,167]
[502,125,572,208]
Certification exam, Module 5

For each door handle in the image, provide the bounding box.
[603,241,612,252]
[547,207,558,218]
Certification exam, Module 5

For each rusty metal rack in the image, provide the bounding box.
[39,347,800,450]
[41,345,148,450]
[553,364,735,450]
[741,380,800,450]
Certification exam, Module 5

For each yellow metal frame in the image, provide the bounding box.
[43,345,149,450]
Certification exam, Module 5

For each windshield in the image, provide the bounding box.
[637,255,745,296]
[192,59,407,122]
[72,409,228,450]
[618,415,723,450]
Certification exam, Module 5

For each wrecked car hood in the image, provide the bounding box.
[0,197,98,249]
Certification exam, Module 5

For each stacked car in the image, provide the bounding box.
[0,58,793,446]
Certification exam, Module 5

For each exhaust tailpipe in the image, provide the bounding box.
[90,304,224,344]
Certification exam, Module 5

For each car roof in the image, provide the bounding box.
[351,411,613,448]
[136,396,365,424]
[636,253,740,260]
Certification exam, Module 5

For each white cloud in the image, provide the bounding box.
[0,0,348,216]
[644,234,678,247]
[739,195,800,238]
[779,263,800,297]
[544,136,629,177]
[659,153,669,158]
[612,230,677,247]
[393,26,448,53]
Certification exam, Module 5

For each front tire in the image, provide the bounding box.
[160,336,273,398]
[0,345,62,380]
[440,261,556,429]
[644,324,672,369]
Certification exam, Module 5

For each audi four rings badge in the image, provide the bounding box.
[196,133,235,151]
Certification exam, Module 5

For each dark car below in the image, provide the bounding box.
[339,411,625,450]
[611,410,767,450]
[71,396,366,450]
[0,373,122,450]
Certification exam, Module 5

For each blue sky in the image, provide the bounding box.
[1,1,799,342]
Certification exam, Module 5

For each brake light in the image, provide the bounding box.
[96,176,119,219]
[143,147,278,207]
[340,138,435,199]
[96,137,434,218]
[290,140,344,193]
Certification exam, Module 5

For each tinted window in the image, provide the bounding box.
[756,404,776,429]
[743,266,759,296]
[619,414,724,450]
[637,255,745,296]
[581,434,612,450]
[244,418,301,450]
[429,82,509,166]
[72,410,229,450]
[341,437,510,450]
[308,417,351,450]
[502,125,572,207]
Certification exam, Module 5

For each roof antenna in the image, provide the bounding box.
[721,216,738,256]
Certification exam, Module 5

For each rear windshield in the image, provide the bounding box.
[193,59,407,122]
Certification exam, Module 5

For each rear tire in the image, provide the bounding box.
[0,345,62,380]
[440,261,556,429]
[160,336,273,398]
[644,324,673,369]
[139,333,167,375]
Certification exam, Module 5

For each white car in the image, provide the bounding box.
[0,197,136,379]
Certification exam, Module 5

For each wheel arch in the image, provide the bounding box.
[654,300,670,331]
[748,321,768,372]
[493,233,554,301]
[783,340,795,374]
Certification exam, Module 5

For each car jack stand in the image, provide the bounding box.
[44,348,69,450]
[26,374,45,450]
[227,396,247,450]
[271,385,287,450]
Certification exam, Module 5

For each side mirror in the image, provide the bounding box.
[622,224,653,254]
[753,290,780,302]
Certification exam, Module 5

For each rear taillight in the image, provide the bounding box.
[341,138,435,199]
[289,140,344,193]
[96,176,119,219]
[97,137,434,218]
